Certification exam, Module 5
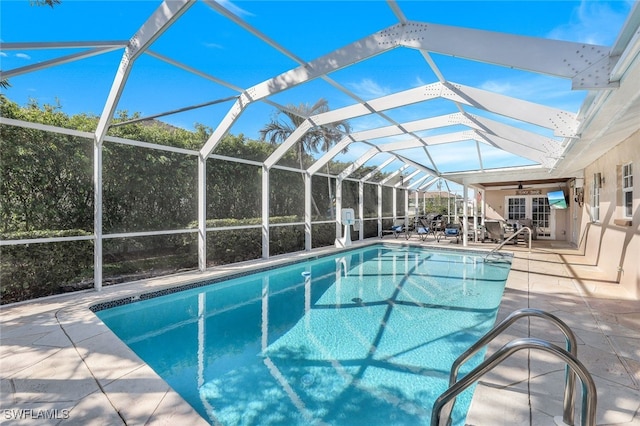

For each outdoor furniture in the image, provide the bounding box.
[442,223,461,243]
[484,219,517,244]
[381,219,411,239]
[430,218,445,241]
[416,217,431,241]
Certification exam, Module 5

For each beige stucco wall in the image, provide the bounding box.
[482,130,639,298]
[577,130,640,298]
[483,186,570,241]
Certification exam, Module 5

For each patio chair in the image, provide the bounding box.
[381,219,411,239]
[484,220,517,244]
[416,217,431,241]
[430,218,445,241]
[442,223,461,243]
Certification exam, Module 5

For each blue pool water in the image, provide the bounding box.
[95,244,511,425]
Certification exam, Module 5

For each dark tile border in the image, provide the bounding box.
[90,242,512,312]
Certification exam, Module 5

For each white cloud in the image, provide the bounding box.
[547,1,630,45]
[203,42,223,49]
[217,0,254,18]
[480,80,515,95]
[479,75,581,111]
[349,78,390,99]
[0,52,7,57]
[16,53,31,60]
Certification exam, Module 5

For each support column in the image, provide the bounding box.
[335,179,343,239]
[358,181,364,240]
[377,184,383,237]
[262,165,270,259]
[472,188,478,242]
[93,139,103,291]
[304,172,312,251]
[463,184,469,246]
[392,188,397,223]
[404,189,409,227]
[198,155,207,271]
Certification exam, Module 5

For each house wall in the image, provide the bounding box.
[483,186,570,241]
[578,130,640,298]
[481,131,639,298]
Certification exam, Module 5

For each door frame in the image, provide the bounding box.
[504,195,556,239]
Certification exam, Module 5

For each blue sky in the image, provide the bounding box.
[0,0,634,181]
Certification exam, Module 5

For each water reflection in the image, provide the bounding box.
[98,246,509,425]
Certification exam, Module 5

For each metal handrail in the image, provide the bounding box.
[485,226,532,259]
[442,308,578,426]
[431,338,597,426]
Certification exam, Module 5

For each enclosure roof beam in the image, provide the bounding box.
[396,169,421,188]
[395,154,438,177]
[337,147,383,181]
[397,21,616,90]
[418,177,440,191]
[408,174,430,189]
[307,135,356,175]
[2,47,123,80]
[199,14,602,161]
[361,157,396,182]
[380,164,410,185]
[94,0,195,144]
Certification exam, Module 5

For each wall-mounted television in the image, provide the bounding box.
[547,190,568,209]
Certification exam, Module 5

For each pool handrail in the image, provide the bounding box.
[431,337,597,426]
[438,308,580,426]
[484,226,532,259]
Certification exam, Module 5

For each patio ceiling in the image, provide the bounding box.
[2,0,639,191]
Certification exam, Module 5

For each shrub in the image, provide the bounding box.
[0,230,93,304]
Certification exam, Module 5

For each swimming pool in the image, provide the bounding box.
[95,244,511,425]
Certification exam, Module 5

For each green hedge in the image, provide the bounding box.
[0,230,93,304]
[1,217,340,304]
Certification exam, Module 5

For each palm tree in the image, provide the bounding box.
[260,98,350,218]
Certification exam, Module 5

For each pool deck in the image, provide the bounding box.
[1,237,639,425]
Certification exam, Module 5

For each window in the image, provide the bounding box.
[591,173,600,222]
[507,197,526,220]
[623,163,633,218]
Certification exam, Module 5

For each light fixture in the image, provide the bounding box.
[517,182,523,190]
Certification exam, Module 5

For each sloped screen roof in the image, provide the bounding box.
[1,0,638,190]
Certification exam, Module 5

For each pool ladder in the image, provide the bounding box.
[431,308,597,426]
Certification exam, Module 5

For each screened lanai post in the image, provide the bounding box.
[463,184,469,246]
[262,165,270,259]
[304,172,312,251]
[472,188,478,242]
[90,0,195,290]
[393,188,398,226]
[404,190,409,229]
[92,135,103,291]
[377,184,383,237]
[480,188,486,233]
[335,180,343,242]
[198,155,207,271]
[358,181,364,241]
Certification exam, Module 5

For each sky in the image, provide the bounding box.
[0,0,635,190]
